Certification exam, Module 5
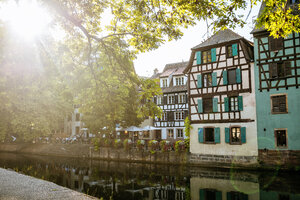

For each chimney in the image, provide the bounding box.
[153,68,159,75]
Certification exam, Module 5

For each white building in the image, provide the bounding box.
[184,29,258,164]
[153,62,189,141]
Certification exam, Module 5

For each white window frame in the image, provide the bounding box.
[177,129,184,138]
[178,93,186,104]
[168,95,175,104]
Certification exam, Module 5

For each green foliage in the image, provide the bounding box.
[92,138,100,151]
[184,117,192,152]
[123,139,132,150]
[148,140,159,151]
[159,140,167,152]
[175,140,185,152]
[137,139,145,150]
[114,139,122,148]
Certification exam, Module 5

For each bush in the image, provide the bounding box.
[175,140,185,152]
[184,138,190,152]
[159,140,166,152]
[148,140,159,151]
[92,138,100,151]
[114,139,122,148]
[137,139,145,150]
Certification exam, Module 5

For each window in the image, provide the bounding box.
[174,111,184,120]
[229,96,239,111]
[227,45,233,57]
[162,79,168,87]
[177,129,184,138]
[271,95,287,113]
[167,129,174,138]
[162,112,167,121]
[157,96,162,105]
[75,113,80,121]
[228,69,236,84]
[200,189,222,200]
[203,73,212,87]
[227,192,248,200]
[168,95,175,104]
[275,129,287,147]
[204,128,214,143]
[178,94,186,103]
[269,62,292,79]
[175,76,185,86]
[269,36,283,51]
[231,127,241,144]
[202,50,212,63]
[203,98,213,113]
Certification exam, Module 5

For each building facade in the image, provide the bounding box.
[185,29,258,164]
[153,62,189,141]
[64,105,85,137]
[251,3,300,163]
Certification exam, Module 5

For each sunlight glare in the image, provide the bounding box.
[0,0,51,39]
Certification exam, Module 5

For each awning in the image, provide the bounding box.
[142,125,161,131]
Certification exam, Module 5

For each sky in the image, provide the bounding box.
[133,2,262,77]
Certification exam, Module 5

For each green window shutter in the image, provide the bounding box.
[213,98,218,112]
[232,43,238,56]
[225,128,230,143]
[238,96,243,111]
[227,192,232,200]
[223,70,228,85]
[198,128,204,143]
[216,191,222,200]
[196,51,202,64]
[224,97,229,112]
[197,74,202,88]
[198,99,203,113]
[241,127,246,143]
[212,72,217,86]
[236,68,241,83]
[211,48,217,62]
[214,127,220,143]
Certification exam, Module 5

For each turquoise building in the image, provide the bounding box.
[251,3,300,164]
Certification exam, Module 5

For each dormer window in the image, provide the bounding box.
[161,79,168,87]
[175,76,185,86]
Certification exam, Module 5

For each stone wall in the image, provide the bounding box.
[90,147,189,164]
[189,153,259,168]
[258,149,300,169]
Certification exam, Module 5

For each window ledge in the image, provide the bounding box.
[271,112,288,114]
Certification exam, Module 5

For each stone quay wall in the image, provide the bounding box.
[0,143,299,170]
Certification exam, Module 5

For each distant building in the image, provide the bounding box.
[185,29,258,164]
[251,3,300,163]
[154,62,189,141]
[64,104,85,137]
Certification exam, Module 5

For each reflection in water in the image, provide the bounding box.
[0,153,300,200]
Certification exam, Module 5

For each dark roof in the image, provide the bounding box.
[160,61,188,77]
[150,72,161,79]
[191,29,245,50]
[251,3,266,34]
[162,85,187,93]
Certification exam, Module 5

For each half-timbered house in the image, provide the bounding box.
[184,29,258,164]
[154,62,189,141]
[251,3,300,163]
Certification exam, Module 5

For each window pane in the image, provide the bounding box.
[228,69,236,84]
[205,128,214,142]
[276,130,287,147]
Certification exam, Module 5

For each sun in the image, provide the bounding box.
[0,0,51,39]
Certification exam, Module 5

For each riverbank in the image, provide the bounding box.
[0,143,298,170]
[0,167,97,200]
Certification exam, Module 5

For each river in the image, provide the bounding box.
[0,152,299,200]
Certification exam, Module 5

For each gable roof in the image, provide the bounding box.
[251,3,266,34]
[191,29,245,50]
[160,61,188,77]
